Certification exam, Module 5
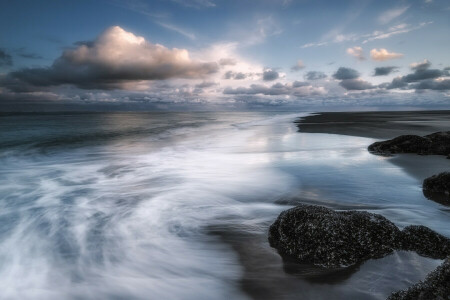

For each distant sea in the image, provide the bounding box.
[0,112,446,299]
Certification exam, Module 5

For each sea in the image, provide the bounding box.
[0,111,448,299]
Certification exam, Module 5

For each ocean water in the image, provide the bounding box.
[0,112,448,300]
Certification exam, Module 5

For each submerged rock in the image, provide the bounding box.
[368,131,450,156]
[268,205,402,268]
[387,258,449,300]
[423,172,450,204]
[269,205,450,269]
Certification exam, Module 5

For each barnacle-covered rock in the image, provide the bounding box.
[269,205,450,269]
[368,131,450,156]
[268,205,402,268]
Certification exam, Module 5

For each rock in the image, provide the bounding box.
[269,205,450,269]
[400,225,450,259]
[268,205,402,268]
[423,172,450,204]
[368,131,450,156]
[387,258,449,300]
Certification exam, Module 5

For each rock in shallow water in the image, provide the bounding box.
[268,205,402,268]
[423,172,450,205]
[387,258,449,300]
[368,131,450,156]
[400,225,450,259]
[268,205,450,269]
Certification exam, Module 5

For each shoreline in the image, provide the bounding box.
[296,110,450,182]
[232,110,450,300]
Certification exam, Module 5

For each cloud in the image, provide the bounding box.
[1,26,218,90]
[339,79,374,90]
[305,71,327,80]
[373,66,398,76]
[223,82,325,97]
[154,21,197,40]
[291,60,305,71]
[224,70,248,80]
[362,22,431,44]
[410,59,431,71]
[301,22,431,48]
[0,49,13,66]
[370,48,403,61]
[333,67,360,80]
[195,81,218,88]
[292,80,309,87]
[378,6,409,24]
[385,61,449,90]
[219,58,237,66]
[412,79,450,90]
[403,68,443,82]
[262,69,279,81]
[346,46,365,61]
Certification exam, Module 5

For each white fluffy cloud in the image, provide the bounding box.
[3,26,218,90]
[370,48,403,61]
[346,47,365,61]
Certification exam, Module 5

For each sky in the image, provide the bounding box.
[0,0,449,111]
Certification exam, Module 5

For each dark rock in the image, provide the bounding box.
[269,205,450,269]
[400,225,450,259]
[368,131,450,156]
[268,205,402,268]
[387,258,449,300]
[423,172,450,204]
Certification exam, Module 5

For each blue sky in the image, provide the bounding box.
[0,0,449,111]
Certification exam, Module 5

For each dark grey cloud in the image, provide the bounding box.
[384,61,450,91]
[223,82,324,97]
[412,79,450,90]
[305,71,327,80]
[224,71,247,80]
[195,81,218,88]
[339,79,374,90]
[402,68,444,82]
[332,67,374,90]
[262,69,279,81]
[224,83,286,95]
[0,26,218,91]
[0,49,13,66]
[333,67,360,80]
[292,80,309,87]
[373,66,398,76]
[410,59,431,71]
[383,77,408,89]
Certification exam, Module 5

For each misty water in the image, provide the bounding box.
[0,112,448,300]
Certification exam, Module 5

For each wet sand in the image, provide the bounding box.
[296,110,450,139]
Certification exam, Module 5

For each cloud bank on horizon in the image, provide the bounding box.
[0,0,449,110]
